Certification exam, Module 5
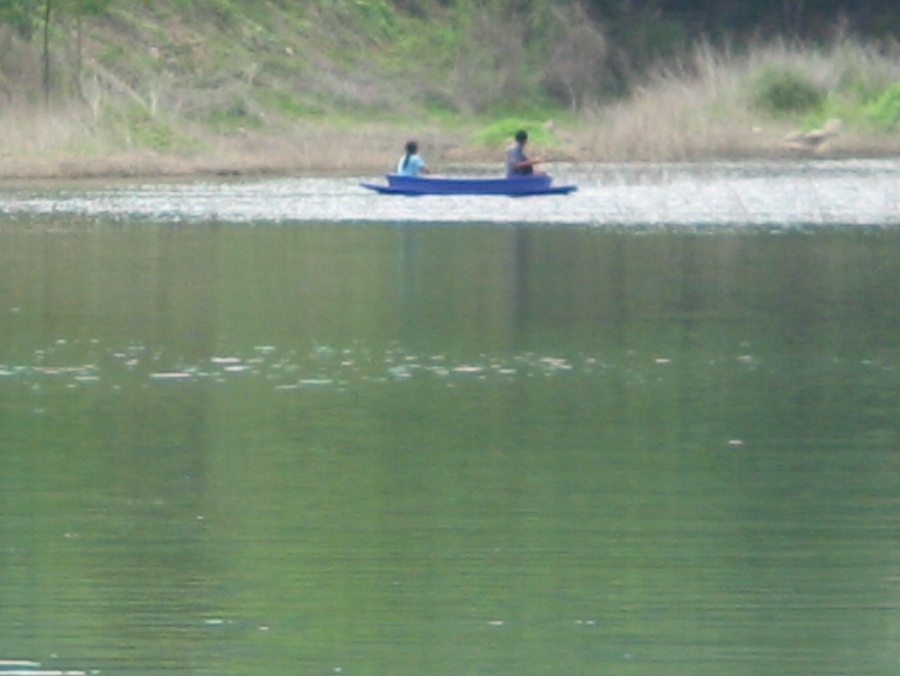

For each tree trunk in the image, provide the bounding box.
[42,0,53,106]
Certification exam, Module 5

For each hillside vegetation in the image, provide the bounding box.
[0,0,899,177]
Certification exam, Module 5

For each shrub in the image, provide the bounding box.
[750,66,825,115]
[864,82,900,130]
[126,110,177,151]
[470,118,556,146]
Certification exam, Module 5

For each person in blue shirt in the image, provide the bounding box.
[506,129,543,176]
[396,140,429,176]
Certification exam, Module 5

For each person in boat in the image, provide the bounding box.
[396,140,429,176]
[506,129,543,177]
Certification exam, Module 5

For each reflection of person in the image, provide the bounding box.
[396,140,429,176]
[506,129,543,176]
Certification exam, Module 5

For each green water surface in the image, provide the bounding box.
[1,219,899,675]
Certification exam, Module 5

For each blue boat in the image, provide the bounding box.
[360,173,577,196]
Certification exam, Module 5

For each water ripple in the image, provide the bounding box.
[2,340,897,401]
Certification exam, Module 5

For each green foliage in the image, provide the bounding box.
[70,0,112,15]
[863,82,900,130]
[421,91,462,119]
[797,80,900,134]
[207,95,264,132]
[98,41,127,68]
[125,107,178,151]
[259,90,321,119]
[352,0,396,39]
[204,0,239,28]
[0,0,38,38]
[470,118,556,146]
[0,0,111,40]
[750,66,825,115]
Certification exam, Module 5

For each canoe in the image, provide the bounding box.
[360,174,577,196]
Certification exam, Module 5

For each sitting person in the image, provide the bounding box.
[506,129,543,176]
[396,140,429,176]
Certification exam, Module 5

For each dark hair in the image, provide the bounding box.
[403,140,418,170]
[514,129,528,143]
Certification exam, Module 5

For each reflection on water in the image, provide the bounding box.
[2,215,900,675]
[0,159,898,226]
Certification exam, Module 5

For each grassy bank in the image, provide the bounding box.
[0,0,899,179]
[578,40,900,162]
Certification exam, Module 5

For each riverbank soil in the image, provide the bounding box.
[0,120,897,181]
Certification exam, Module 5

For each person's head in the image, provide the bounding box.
[405,140,418,155]
[514,129,528,144]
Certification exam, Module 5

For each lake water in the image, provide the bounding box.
[1,161,900,676]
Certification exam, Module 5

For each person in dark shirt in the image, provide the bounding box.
[506,129,543,176]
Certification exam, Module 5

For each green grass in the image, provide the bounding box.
[470,118,557,146]
[258,90,322,119]
[129,117,177,151]
[864,82,900,130]
[206,96,265,132]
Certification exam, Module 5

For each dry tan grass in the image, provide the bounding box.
[0,111,471,178]
[570,40,900,162]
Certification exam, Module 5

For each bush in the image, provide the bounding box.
[124,106,177,151]
[864,82,900,130]
[750,66,825,115]
[470,118,556,146]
